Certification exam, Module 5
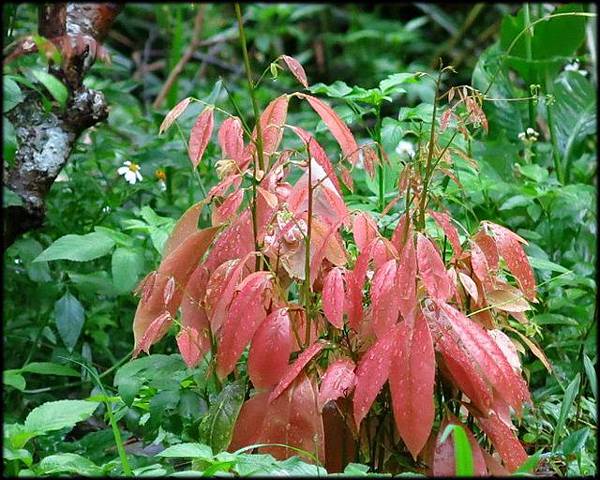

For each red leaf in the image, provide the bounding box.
[318,358,356,409]
[258,374,325,464]
[429,210,462,258]
[229,391,270,452]
[159,96,191,135]
[188,107,214,168]
[470,241,493,292]
[290,126,342,194]
[433,414,487,476]
[481,449,511,476]
[396,233,417,328]
[135,312,172,356]
[281,54,308,88]
[216,271,273,378]
[391,213,411,252]
[132,226,220,353]
[474,409,528,472]
[248,308,292,390]
[252,95,289,159]
[353,211,379,253]
[390,312,435,459]
[473,231,499,271]
[212,189,244,225]
[417,233,452,302]
[176,326,204,368]
[458,271,479,303]
[362,145,379,179]
[371,259,400,338]
[162,201,205,258]
[488,223,536,301]
[340,166,354,191]
[322,267,345,329]
[438,302,530,413]
[180,264,211,360]
[269,340,326,402]
[218,116,245,165]
[353,325,400,427]
[299,94,360,164]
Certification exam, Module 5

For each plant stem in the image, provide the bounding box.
[544,74,563,184]
[235,3,265,270]
[523,4,536,130]
[374,105,385,212]
[304,148,314,347]
[417,64,443,230]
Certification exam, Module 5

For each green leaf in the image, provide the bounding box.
[552,373,581,448]
[439,424,474,476]
[343,463,372,475]
[527,256,571,274]
[24,400,99,434]
[38,453,103,476]
[4,370,26,391]
[514,450,543,474]
[94,226,134,247]
[559,427,590,455]
[3,187,23,207]
[4,423,39,450]
[157,443,213,459]
[309,81,354,98]
[379,72,418,95]
[198,381,245,452]
[31,69,69,108]
[34,232,115,262]
[583,355,597,401]
[54,292,85,351]
[3,76,24,112]
[517,164,549,183]
[111,248,144,294]
[3,446,33,467]
[20,362,80,377]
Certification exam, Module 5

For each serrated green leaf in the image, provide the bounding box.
[34,232,115,262]
[54,292,85,351]
[24,400,99,434]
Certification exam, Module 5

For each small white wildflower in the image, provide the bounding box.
[518,132,527,141]
[395,140,415,159]
[564,60,588,77]
[519,128,539,143]
[117,161,143,185]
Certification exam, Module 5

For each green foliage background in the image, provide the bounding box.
[3,3,597,476]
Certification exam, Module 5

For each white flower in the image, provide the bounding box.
[518,128,539,143]
[117,161,143,185]
[395,140,415,159]
[564,60,588,76]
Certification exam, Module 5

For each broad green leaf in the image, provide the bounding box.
[439,424,474,476]
[54,292,85,351]
[517,164,549,183]
[4,370,26,391]
[38,453,103,476]
[4,423,39,450]
[343,463,372,475]
[31,69,69,108]
[157,443,213,459]
[379,72,418,95]
[552,373,580,448]
[94,226,134,247]
[198,381,245,452]
[24,400,99,434]
[514,450,543,474]
[3,446,32,467]
[34,232,115,262]
[309,81,354,98]
[111,247,144,294]
[3,77,24,112]
[20,362,80,377]
[583,355,597,401]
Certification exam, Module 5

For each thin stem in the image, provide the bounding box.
[374,105,385,212]
[304,147,314,347]
[235,3,265,270]
[523,4,536,129]
[418,63,443,230]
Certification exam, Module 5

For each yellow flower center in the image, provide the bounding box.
[154,169,166,181]
[128,163,140,172]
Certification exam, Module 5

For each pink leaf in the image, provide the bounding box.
[473,231,499,271]
[371,259,400,338]
[281,54,308,88]
[352,211,379,253]
[416,233,452,302]
[470,241,493,292]
[458,271,479,303]
[218,116,245,165]
[299,94,360,164]
[390,312,435,459]
[318,358,356,409]
[216,271,273,378]
[429,210,462,258]
[396,234,417,328]
[433,414,487,476]
[135,312,172,356]
[132,226,220,353]
[159,97,192,135]
[353,325,400,427]
[212,189,244,225]
[248,308,292,390]
[188,107,214,168]
[488,223,536,301]
[251,95,289,159]
[474,410,528,472]
[176,326,204,368]
[269,340,326,402]
[229,391,270,452]
[162,201,205,258]
[322,267,345,329]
